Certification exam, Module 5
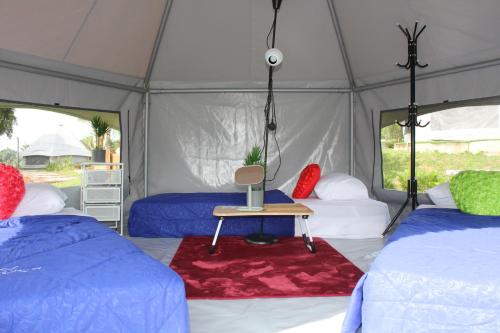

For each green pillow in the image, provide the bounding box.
[450,170,500,216]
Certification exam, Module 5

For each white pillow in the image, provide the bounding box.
[13,183,66,217]
[314,173,369,200]
[426,182,457,209]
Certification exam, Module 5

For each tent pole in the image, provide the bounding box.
[149,87,350,94]
[144,0,175,88]
[326,0,356,89]
[326,0,357,177]
[0,59,145,93]
[144,91,150,197]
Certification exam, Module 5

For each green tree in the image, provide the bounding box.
[81,135,95,151]
[0,148,17,166]
[381,123,404,143]
[0,108,16,138]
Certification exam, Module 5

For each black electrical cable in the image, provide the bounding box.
[262,3,283,184]
[266,20,275,49]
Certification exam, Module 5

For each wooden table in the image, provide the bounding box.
[211,203,315,254]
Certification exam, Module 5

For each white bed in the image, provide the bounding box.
[293,198,390,239]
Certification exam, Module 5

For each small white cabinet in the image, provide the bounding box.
[81,163,124,235]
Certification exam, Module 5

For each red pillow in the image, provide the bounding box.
[292,164,321,199]
[0,163,26,220]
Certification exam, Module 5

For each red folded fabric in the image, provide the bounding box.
[292,164,321,198]
[0,163,26,220]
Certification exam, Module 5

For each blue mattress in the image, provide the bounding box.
[128,189,295,237]
[343,208,500,333]
[0,215,189,333]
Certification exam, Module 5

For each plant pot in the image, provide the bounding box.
[251,186,264,208]
[92,149,106,163]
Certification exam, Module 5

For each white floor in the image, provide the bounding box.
[129,237,384,333]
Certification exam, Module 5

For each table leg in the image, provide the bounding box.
[301,215,316,253]
[297,215,307,245]
[210,217,224,254]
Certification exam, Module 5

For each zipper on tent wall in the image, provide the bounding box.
[350,90,355,176]
[144,92,149,197]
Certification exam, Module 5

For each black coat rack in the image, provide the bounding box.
[382,22,429,236]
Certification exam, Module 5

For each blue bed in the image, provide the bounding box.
[0,214,189,333]
[128,189,294,237]
[343,208,500,333]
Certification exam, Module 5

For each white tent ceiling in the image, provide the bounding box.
[0,0,499,90]
[0,0,165,78]
[151,0,348,87]
[335,0,500,86]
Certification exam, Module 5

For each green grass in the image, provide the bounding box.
[49,170,81,188]
[382,149,500,191]
[52,178,81,188]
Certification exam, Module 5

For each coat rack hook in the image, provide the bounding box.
[415,25,427,40]
[416,120,430,128]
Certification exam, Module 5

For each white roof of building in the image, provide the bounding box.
[22,133,91,158]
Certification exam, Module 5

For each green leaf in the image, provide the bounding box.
[244,145,264,166]
[0,108,16,138]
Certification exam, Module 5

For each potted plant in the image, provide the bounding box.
[243,145,265,208]
[90,116,110,163]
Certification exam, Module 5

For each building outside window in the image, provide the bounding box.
[0,107,120,188]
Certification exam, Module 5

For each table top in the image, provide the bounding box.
[213,203,313,217]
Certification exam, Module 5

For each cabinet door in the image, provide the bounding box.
[84,187,121,203]
[84,205,121,221]
[84,170,122,186]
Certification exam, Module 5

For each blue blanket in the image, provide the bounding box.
[343,208,500,333]
[0,215,189,333]
[129,189,294,237]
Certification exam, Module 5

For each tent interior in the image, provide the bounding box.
[0,0,499,332]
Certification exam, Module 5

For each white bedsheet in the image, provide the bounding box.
[293,198,390,239]
[416,204,438,209]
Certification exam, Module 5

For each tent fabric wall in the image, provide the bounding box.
[147,92,350,195]
[353,63,500,204]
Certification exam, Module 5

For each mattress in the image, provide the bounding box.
[293,198,390,239]
[343,208,500,333]
[129,189,295,237]
[0,214,189,332]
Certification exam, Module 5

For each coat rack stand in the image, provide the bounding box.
[382,22,429,236]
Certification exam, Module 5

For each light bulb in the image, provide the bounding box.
[265,48,283,67]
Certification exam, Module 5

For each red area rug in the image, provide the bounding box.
[170,236,363,299]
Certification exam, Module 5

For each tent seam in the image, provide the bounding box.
[62,0,98,62]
